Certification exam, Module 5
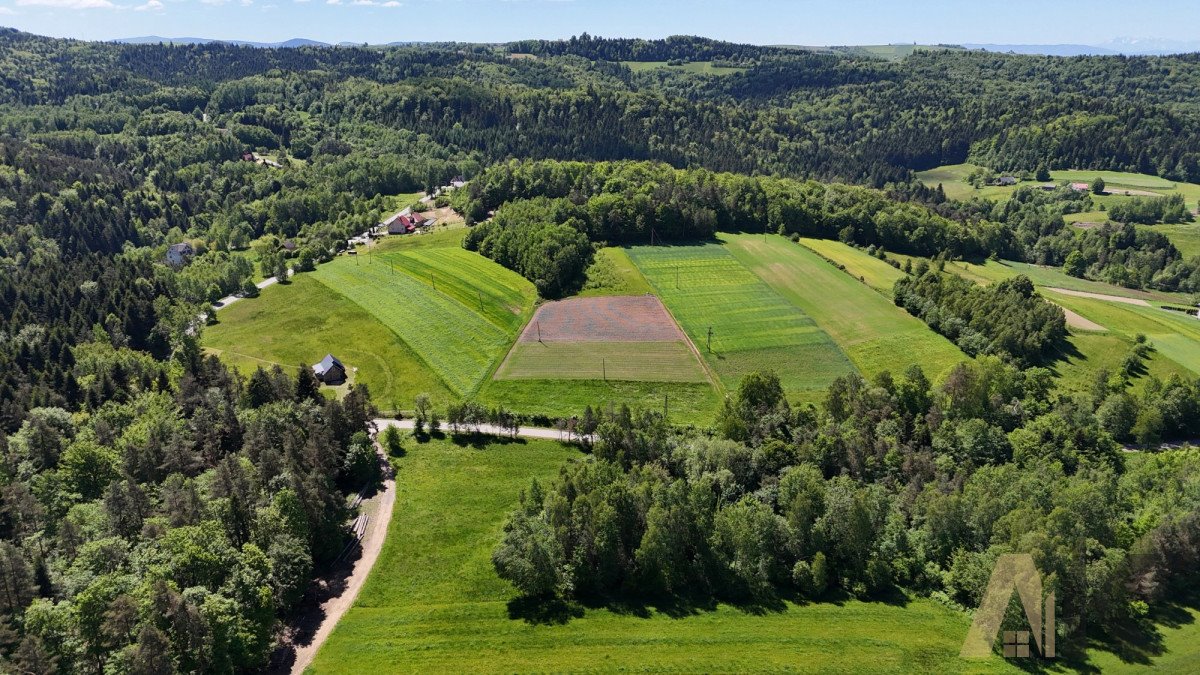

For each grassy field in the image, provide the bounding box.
[628,242,856,399]
[310,436,1019,674]
[202,276,453,410]
[496,341,708,383]
[915,164,1200,213]
[380,247,535,334]
[927,257,1188,303]
[798,237,908,294]
[621,60,747,75]
[1045,291,1200,377]
[580,247,654,297]
[1142,223,1200,259]
[310,248,534,396]
[725,235,966,382]
[476,378,721,426]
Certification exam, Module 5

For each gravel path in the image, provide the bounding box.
[1044,287,1151,306]
[277,444,396,675]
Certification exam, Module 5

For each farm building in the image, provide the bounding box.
[994,176,1018,186]
[281,239,298,252]
[1070,182,1091,192]
[384,211,433,234]
[313,354,347,384]
[165,242,194,267]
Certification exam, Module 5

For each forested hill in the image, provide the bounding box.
[4,29,1200,183]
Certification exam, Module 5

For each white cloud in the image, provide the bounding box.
[381,1,399,5]
[240,0,252,5]
[15,0,114,8]
[134,0,162,10]
[0,6,16,13]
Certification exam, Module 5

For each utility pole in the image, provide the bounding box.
[707,326,713,352]
[663,393,669,419]
[431,272,436,291]
[537,320,542,343]
[602,358,606,381]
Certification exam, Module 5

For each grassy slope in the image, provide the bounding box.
[202,275,453,410]
[310,436,1018,674]
[725,234,966,383]
[898,256,1195,395]
[310,246,534,396]
[798,237,909,295]
[628,242,856,401]
[1045,291,1200,377]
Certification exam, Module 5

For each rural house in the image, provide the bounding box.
[312,354,347,384]
[165,242,194,267]
[383,211,433,234]
[994,176,1018,186]
[1070,182,1091,192]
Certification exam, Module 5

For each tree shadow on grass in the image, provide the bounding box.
[505,583,910,627]
[448,432,529,449]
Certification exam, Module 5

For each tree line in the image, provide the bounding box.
[494,365,1200,655]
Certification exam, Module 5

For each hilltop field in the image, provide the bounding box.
[204,229,976,420]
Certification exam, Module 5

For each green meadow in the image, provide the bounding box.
[496,341,708,383]
[797,237,909,295]
[476,378,722,426]
[310,246,534,396]
[202,275,453,410]
[309,436,1019,674]
[621,60,747,75]
[628,242,856,400]
[725,234,966,382]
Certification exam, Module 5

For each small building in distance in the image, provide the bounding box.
[280,239,298,253]
[165,242,194,267]
[449,175,467,189]
[995,175,1018,186]
[1070,182,1091,192]
[241,151,255,162]
[312,354,347,385]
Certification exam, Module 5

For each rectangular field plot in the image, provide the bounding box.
[627,243,856,395]
[495,295,709,384]
[496,341,708,382]
[724,234,966,382]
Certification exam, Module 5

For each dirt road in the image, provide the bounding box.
[276,447,396,675]
[1044,287,1151,306]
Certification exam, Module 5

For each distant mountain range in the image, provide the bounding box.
[115,36,331,48]
[115,35,1200,57]
[963,38,1200,57]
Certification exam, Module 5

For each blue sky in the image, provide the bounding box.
[1,0,1200,46]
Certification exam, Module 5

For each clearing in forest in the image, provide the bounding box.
[494,296,709,384]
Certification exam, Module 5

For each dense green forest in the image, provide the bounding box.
[3,26,1200,671]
